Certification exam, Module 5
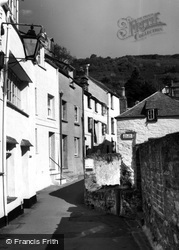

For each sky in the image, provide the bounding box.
[19,0,179,59]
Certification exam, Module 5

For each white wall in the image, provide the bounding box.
[117,118,179,168]
[35,62,59,191]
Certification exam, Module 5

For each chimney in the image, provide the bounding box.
[86,64,90,76]
[119,87,127,113]
[121,87,125,97]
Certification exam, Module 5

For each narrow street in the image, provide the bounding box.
[0,179,152,250]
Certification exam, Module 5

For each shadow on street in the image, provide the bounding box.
[49,179,85,206]
[45,179,144,250]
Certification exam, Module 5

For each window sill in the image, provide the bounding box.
[62,119,68,123]
[7,101,29,117]
[74,122,80,126]
[70,84,75,89]
[146,119,157,123]
[38,64,46,71]
[47,117,56,121]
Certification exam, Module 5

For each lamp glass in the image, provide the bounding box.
[22,37,39,59]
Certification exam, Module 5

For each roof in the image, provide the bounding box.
[87,76,120,98]
[116,91,179,119]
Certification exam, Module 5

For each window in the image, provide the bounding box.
[111,94,114,109]
[62,100,67,121]
[74,105,79,124]
[8,0,18,22]
[102,104,107,116]
[74,137,80,157]
[62,135,68,169]
[6,69,21,108]
[47,94,55,118]
[102,123,107,135]
[69,78,75,89]
[37,47,45,68]
[111,118,115,134]
[147,109,158,122]
[88,117,93,132]
[49,132,55,169]
[95,101,98,112]
[87,96,91,109]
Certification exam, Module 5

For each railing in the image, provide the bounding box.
[49,157,61,173]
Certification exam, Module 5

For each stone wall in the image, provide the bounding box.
[84,187,120,215]
[84,153,121,214]
[85,153,121,191]
[137,132,179,250]
[84,153,141,216]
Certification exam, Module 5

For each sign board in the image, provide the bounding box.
[121,132,135,140]
[85,159,94,171]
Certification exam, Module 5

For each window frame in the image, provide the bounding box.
[111,118,115,134]
[62,100,67,121]
[88,117,93,133]
[74,105,79,124]
[111,94,114,110]
[6,70,22,109]
[87,96,91,109]
[74,137,80,157]
[95,101,98,113]
[102,123,107,135]
[147,109,158,122]
[47,94,55,119]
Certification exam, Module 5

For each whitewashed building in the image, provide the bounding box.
[81,75,122,155]
[116,91,179,174]
[0,0,37,226]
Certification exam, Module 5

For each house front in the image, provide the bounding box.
[0,1,37,226]
[116,91,179,178]
[34,52,60,190]
[58,65,84,180]
[81,75,121,155]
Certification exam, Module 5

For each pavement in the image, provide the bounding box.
[0,178,153,250]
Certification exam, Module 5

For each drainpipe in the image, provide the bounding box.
[59,90,63,184]
[81,85,85,175]
[2,9,10,226]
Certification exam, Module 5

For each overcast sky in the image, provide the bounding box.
[19,0,179,59]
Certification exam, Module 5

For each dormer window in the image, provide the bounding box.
[147,109,158,122]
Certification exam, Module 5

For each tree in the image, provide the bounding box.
[54,44,75,64]
[125,67,156,107]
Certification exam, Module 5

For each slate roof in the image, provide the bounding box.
[116,91,179,119]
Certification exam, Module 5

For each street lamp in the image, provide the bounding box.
[0,23,46,62]
[21,25,41,60]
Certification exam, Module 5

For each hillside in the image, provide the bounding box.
[73,54,179,105]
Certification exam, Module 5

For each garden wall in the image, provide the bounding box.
[137,132,179,250]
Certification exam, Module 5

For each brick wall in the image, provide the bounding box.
[138,132,179,250]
